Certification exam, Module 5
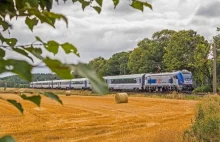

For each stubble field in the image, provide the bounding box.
[0,91,197,142]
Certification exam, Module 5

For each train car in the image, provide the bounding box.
[52,80,61,89]
[40,81,50,89]
[70,78,87,90]
[35,82,42,88]
[105,74,145,91]
[60,80,71,89]
[29,82,34,88]
[144,71,184,92]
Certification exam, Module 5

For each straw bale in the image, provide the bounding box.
[115,93,128,104]
[65,91,71,96]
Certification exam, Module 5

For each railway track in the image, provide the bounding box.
[29,87,211,96]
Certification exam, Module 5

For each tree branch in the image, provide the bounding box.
[0,43,44,48]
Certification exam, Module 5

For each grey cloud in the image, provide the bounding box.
[189,17,209,26]
[196,1,220,18]
[2,0,219,75]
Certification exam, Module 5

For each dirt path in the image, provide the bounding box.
[0,94,197,142]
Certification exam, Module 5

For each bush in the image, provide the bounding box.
[183,94,220,142]
[193,86,212,93]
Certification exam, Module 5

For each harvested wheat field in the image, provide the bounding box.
[0,93,197,142]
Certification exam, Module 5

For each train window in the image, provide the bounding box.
[111,78,137,84]
[72,81,84,84]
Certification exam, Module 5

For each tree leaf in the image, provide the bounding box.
[46,40,59,55]
[69,63,109,95]
[35,36,43,43]
[43,92,63,105]
[82,0,90,11]
[13,48,34,62]
[25,17,38,31]
[44,57,73,79]
[44,12,68,27]
[96,0,103,7]
[25,46,42,59]
[0,48,5,58]
[130,1,143,12]
[24,0,39,8]
[20,94,41,107]
[5,38,17,47]
[92,6,101,14]
[61,43,79,56]
[0,135,15,142]
[0,19,10,31]
[0,34,5,44]
[72,0,78,3]
[112,0,119,8]
[143,2,152,10]
[6,99,24,114]
[0,59,6,73]
[33,10,55,28]
[5,59,33,82]
[45,0,53,11]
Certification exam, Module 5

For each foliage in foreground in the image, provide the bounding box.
[193,86,213,93]
[183,94,220,142]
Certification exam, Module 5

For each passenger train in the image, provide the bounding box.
[30,70,193,92]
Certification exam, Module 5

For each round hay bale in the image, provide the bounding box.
[115,93,128,104]
[18,89,25,94]
[65,91,71,96]
[39,90,43,94]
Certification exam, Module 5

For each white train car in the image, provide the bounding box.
[52,80,61,89]
[105,74,145,91]
[29,82,34,88]
[60,80,71,89]
[40,81,50,89]
[70,78,87,89]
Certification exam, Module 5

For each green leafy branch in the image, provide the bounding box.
[0,0,152,141]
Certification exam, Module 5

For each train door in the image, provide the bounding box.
[58,82,61,88]
[85,80,87,89]
[69,81,71,89]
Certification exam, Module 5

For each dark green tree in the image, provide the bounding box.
[104,52,131,75]
[163,30,211,85]
[128,29,176,74]
[88,57,107,76]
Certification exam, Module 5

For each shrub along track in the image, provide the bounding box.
[0,93,197,142]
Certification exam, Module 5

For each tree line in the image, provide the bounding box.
[1,29,220,89]
[0,74,60,88]
[88,29,220,88]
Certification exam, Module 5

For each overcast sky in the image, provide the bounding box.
[1,0,220,76]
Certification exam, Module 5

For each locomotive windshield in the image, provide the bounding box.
[182,73,192,80]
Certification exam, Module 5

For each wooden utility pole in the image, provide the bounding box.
[213,42,217,93]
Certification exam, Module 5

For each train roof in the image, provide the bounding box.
[71,78,87,81]
[31,80,51,83]
[144,71,182,77]
[53,79,71,82]
[104,74,145,79]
